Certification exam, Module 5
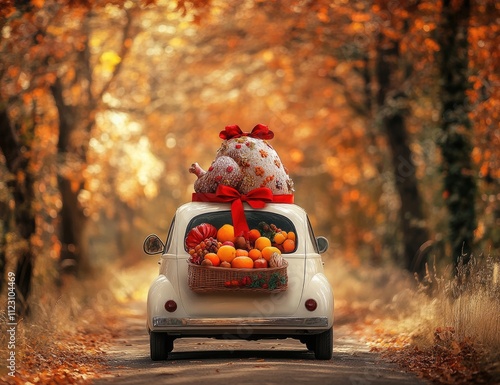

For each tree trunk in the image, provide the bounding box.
[376,33,430,277]
[50,78,92,279]
[0,108,35,316]
[48,11,133,280]
[0,109,11,295]
[0,198,8,294]
[437,0,476,265]
[57,177,90,277]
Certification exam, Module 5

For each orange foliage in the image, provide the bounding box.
[0,320,117,385]
[0,3,498,384]
[0,0,498,282]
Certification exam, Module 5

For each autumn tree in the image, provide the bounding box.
[0,0,214,312]
[0,108,35,315]
[243,0,433,273]
[467,1,500,253]
[437,0,476,264]
[50,8,136,277]
[374,1,431,276]
[0,3,139,313]
[0,3,51,313]
[48,1,213,277]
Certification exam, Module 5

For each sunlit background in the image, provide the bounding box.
[1,0,499,382]
[0,0,498,288]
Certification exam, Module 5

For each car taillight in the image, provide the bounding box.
[165,300,177,312]
[305,299,317,311]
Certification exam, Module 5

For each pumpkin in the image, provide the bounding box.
[185,223,217,249]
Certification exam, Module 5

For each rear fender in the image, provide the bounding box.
[301,273,334,328]
[147,275,186,330]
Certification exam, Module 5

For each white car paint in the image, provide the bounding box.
[144,202,334,360]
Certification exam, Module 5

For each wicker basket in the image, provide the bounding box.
[187,261,288,293]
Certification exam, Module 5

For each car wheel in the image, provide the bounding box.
[150,332,173,361]
[314,327,333,360]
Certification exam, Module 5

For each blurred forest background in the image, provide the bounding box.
[0,0,499,316]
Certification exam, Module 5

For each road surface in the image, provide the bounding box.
[93,302,428,385]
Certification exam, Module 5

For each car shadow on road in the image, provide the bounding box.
[166,348,317,361]
[108,348,353,371]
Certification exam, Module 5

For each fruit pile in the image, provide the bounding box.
[186,222,296,269]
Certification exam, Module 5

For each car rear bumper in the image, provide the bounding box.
[152,316,329,329]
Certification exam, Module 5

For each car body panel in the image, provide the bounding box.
[146,201,334,339]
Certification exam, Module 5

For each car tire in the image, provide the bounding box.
[150,332,173,361]
[314,327,333,360]
[305,338,316,351]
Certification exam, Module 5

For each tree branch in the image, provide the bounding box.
[0,108,22,173]
[328,74,369,117]
[97,8,135,102]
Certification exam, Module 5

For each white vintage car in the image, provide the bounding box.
[143,201,334,360]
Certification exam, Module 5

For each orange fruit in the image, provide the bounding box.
[287,231,296,241]
[282,239,295,253]
[273,232,286,245]
[248,248,262,261]
[235,249,249,257]
[204,253,220,267]
[261,246,281,261]
[248,229,261,243]
[217,245,236,262]
[231,256,254,269]
[254,236,271,251]
[217,224,235,243]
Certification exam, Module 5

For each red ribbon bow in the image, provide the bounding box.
[192,185,293,237]
[219,124,274,140]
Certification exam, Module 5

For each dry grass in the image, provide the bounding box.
[0,266,124,384]
[325,254,500,383]
[413,256,500,354]
[0,256,159,383]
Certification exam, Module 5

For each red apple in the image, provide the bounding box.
[253,258,268,268]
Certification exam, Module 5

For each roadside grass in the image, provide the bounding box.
[0,268,123,384]
[326,255,500,384]
[0,257,157,384]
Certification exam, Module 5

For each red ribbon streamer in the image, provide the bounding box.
[192,185,293,237]
[219,124,274,140]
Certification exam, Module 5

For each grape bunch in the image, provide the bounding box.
[258,221,282,242]
[188,237,220,265]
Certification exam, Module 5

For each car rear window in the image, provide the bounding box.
[184,210,297,252]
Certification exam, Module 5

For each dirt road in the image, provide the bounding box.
[93,302,428,385]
